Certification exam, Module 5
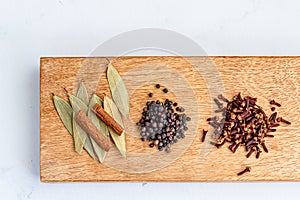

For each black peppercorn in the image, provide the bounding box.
[140,132,146,136]
[166,147,171,153]
[163,88,168,93]
[155,84,160,89]
[149,143,154,148]
[186,116,191,121]
[148,93,153,97]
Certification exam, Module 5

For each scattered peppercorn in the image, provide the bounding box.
[148,93,153,97]
[149,143,154,148]
[165,147,171,153]
[155,84,161,89]
[162,88,168,93]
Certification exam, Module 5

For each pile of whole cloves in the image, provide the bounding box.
[136,84,191,153]
[205,93,291,159]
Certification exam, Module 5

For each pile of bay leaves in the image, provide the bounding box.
[53,63,129,163]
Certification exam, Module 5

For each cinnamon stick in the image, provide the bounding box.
[75,110,110,152]
[93,103,124,136]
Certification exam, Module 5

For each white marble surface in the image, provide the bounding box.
[1,0,300,199]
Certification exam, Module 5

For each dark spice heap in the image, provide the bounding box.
[136,85,191,153]
[206,93,291,159]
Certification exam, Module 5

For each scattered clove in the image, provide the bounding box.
[237,167,251,176]
[270,99,281,107]
[276,117,291,125]
[202,129,208,142]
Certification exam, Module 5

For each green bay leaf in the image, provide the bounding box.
[107,63,129,118]
[76,82,89,105]
[69,93,96,159]
[104,96,126,158]
[68,94,88,114]
[72,111,84,153]
[53,95,73,136]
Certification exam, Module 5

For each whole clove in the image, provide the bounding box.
[207,116,218,122]
[246,148,255,158]
[270,99,281,107]
[237,167,251,176]
[202,129,208,142]
[269,112,277,123]
[218,94,229,103]
[276,117,291,125]
[261,142,268,153]
[214,98,223,109]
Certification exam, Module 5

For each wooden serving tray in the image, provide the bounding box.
[40,56,299,182]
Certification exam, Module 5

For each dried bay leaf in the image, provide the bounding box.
[83,136,97,159]
[69,94,96,159]
[53,95,73,136]
[72,111,84,153]
[107,63,129,118]
[104,96,126,158]
[76,82,89,105]
[88,94,109,163]
[68,94,88,114]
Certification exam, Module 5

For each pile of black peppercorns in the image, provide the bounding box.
[136,84,191,153]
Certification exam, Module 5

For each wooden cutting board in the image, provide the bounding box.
[40,56,300,182]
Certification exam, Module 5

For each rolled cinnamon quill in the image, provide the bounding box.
[93,103,123,136]
[75,110,110,152]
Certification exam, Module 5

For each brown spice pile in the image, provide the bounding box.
[206,93,291,159]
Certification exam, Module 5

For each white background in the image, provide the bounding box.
[1,0,300,199]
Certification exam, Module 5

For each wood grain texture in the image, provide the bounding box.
[40,56,300,182]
